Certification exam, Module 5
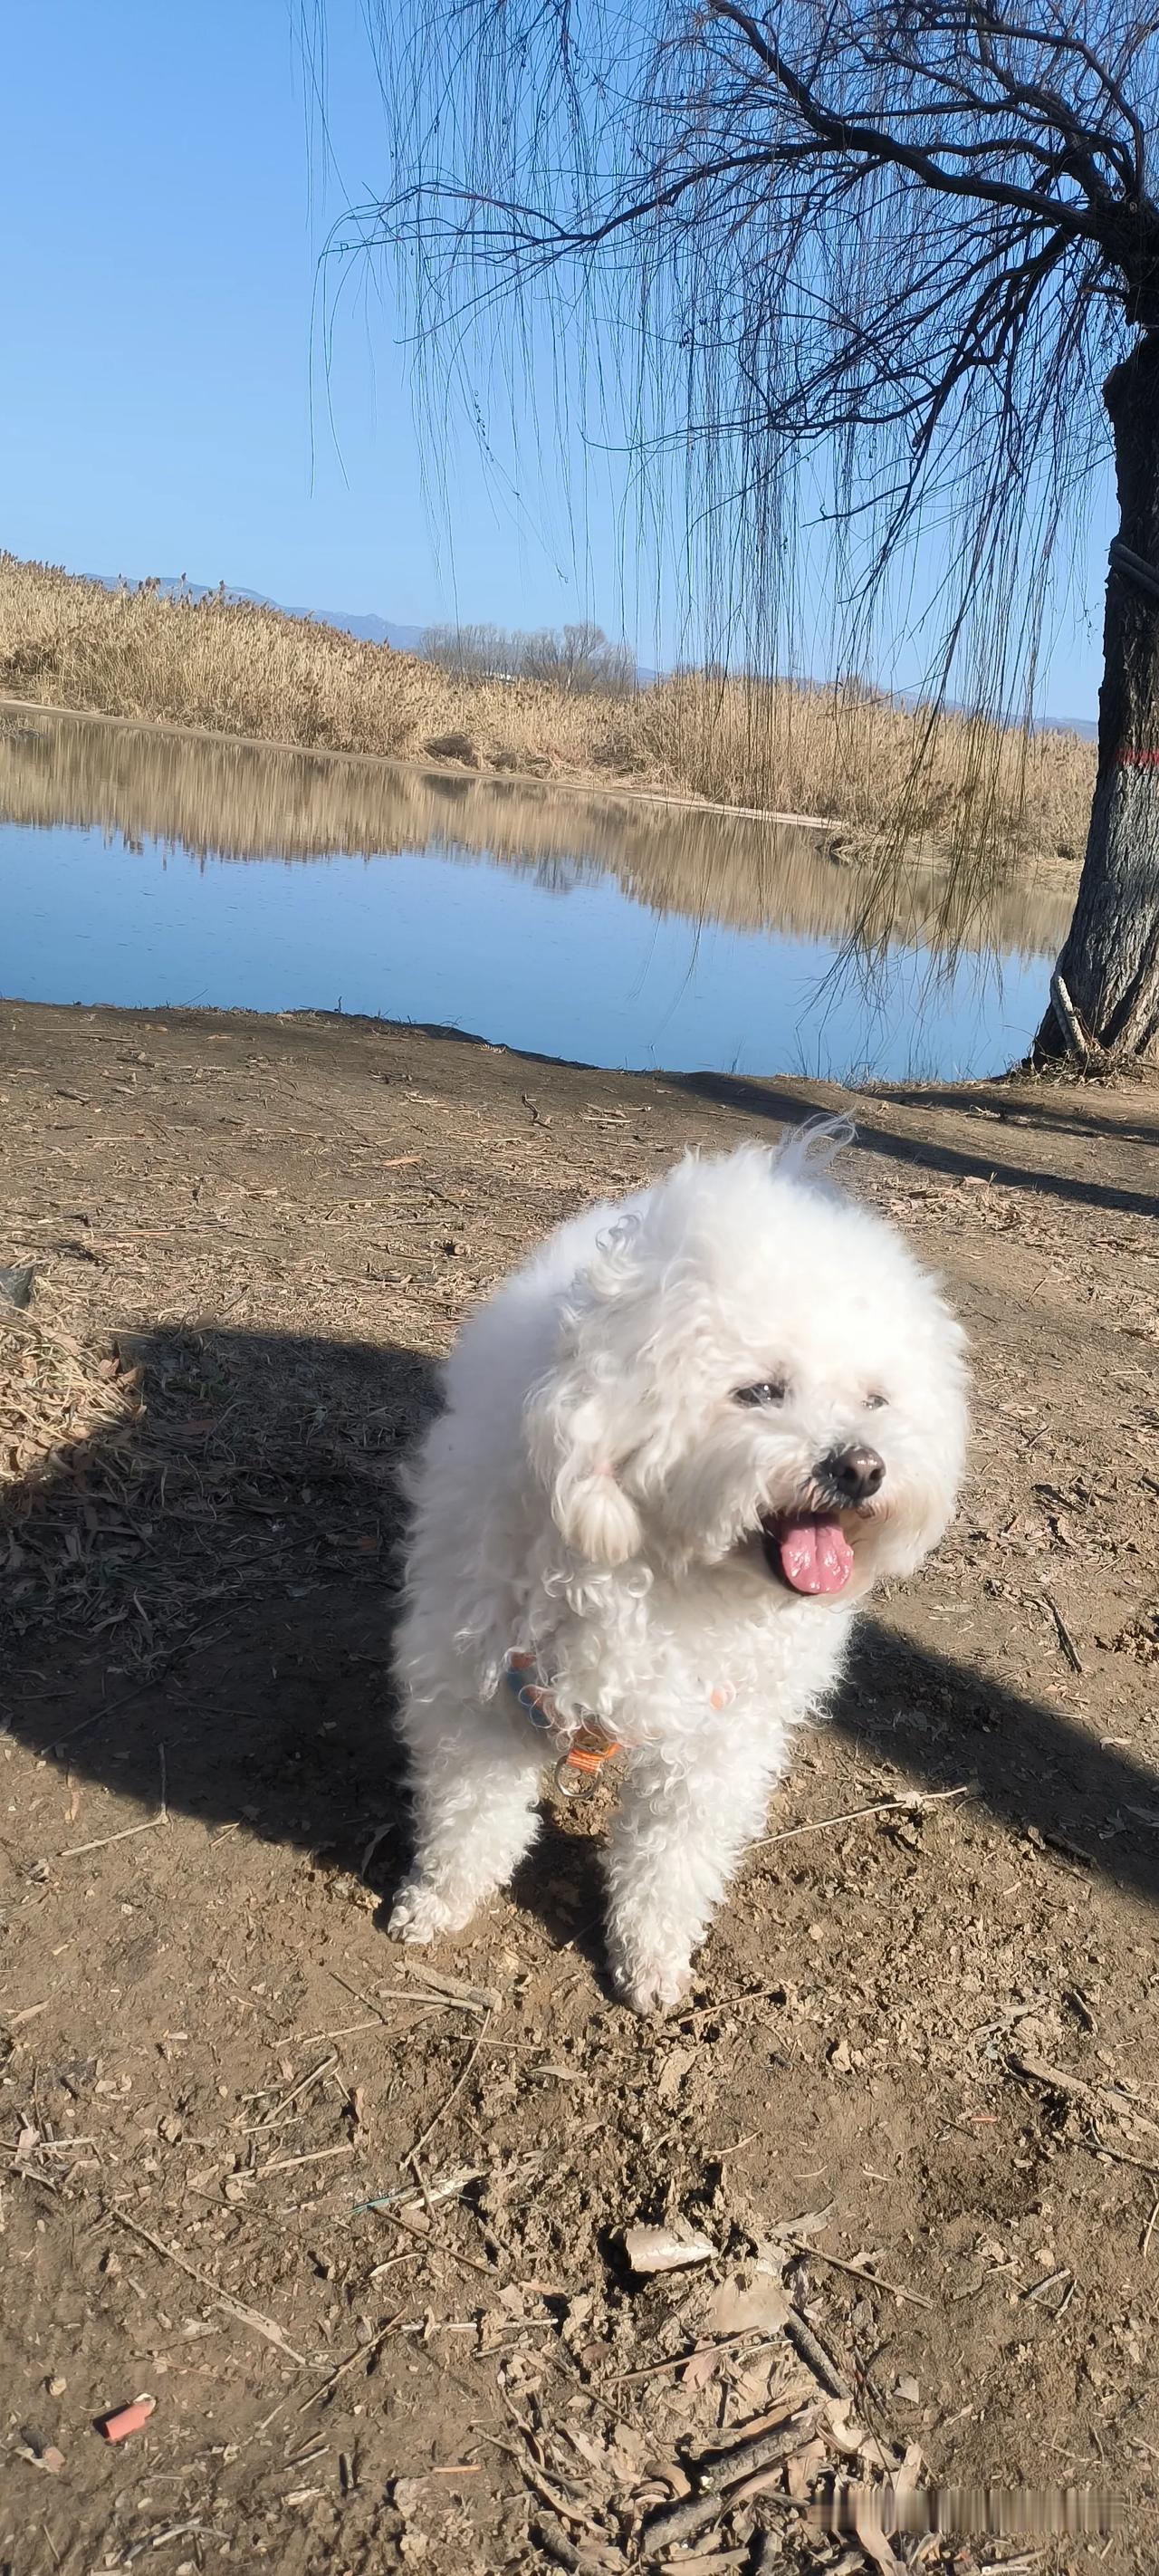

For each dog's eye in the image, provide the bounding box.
[865,1391,888,1410]
[733,1379,787,1408]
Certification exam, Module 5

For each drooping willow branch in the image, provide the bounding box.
[326,0,1158,946]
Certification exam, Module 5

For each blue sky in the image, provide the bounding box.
[0,1,1114,716]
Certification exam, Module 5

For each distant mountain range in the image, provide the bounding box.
[94,572,1097,737]
[1039,711,1097,742]
[95,574,427,656]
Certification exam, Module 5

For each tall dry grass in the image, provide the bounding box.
[0,552,1095,859]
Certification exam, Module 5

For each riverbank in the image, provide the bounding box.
[2,1000,1157,2573]
[0,550,1096,860]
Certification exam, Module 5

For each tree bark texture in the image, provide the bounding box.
[1038,332,1159,1063]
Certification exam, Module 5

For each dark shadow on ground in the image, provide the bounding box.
[4,1324,1157,1946]
[1,1322,615,1961]
[868,1081,1159,1156]
[672,1072,1159,1222]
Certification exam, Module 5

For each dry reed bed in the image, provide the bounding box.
[0,1295,136,1500]
[0,705,1074,958]
[0,552,1095,858]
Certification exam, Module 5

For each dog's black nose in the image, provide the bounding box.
[821,1444,885,1504]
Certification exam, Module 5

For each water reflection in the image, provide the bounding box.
[0,706,1071,1080]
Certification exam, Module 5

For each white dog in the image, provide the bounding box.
[388,1127,967,2012]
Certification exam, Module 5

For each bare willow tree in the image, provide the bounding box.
[336,0,1159,1063]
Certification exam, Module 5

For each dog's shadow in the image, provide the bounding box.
[5,1322,1158,1969]
[4,1322,628,1983]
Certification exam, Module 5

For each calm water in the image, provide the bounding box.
[0,708,1069,1082]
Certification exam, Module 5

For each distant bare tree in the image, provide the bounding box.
[332,0,1159,1063]
[420,621,516,679]
[422,616,637,691]
[519,622,637,692]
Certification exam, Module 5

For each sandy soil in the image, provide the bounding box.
[2,998,1158,2576]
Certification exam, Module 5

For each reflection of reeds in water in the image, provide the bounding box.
[0,553,1096,856]
[0,705,1072,962]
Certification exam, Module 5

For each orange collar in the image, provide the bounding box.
[505,1651,622,1793]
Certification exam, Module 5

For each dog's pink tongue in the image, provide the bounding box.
[777,1514,854,1595]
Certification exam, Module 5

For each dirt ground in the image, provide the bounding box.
[2,997,1158,2576]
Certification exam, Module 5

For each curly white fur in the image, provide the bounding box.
[388,1127,968,2012]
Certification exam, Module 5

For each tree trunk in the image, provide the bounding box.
[1035,332,1159,1065]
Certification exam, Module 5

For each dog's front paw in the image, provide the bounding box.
[388,1879,468,1945]
[610,1951,693,2016]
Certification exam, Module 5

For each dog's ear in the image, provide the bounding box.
[524,1217,646,1567]
[551,1456,643,1567]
